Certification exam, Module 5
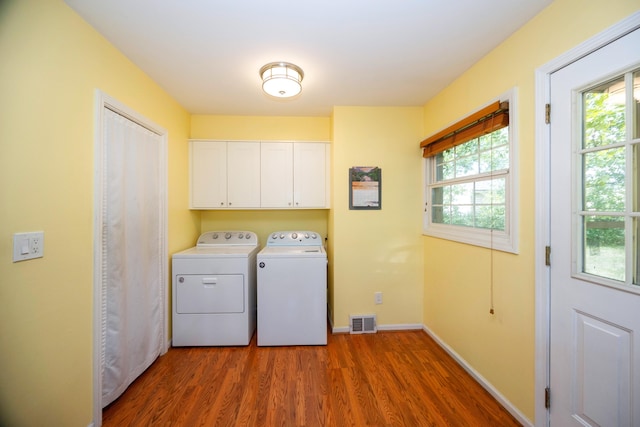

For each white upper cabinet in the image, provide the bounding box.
[261,142,294,208]
[226,142,261,208]
[190,140,227,208]
[190,141,260,209]
[293,142,328,208]
[190,140,330,209]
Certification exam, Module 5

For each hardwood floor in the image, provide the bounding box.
[103,330,521,426]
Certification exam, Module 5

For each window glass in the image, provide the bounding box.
[583,147,625,212]
[429,130,508,232]
[579,68,640,286]
[583,77,626,148]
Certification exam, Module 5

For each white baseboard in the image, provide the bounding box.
[378,323,423,331]
[331,322,423,334]
[422,325,533,427]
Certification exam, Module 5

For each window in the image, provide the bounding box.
[578,69,640,287]
[422,92,518,253]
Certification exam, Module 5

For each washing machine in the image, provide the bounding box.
[172,231,259,346]
[257,230,327,346]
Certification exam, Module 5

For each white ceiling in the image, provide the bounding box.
[64,0,552,117]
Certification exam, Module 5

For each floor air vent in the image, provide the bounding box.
[349,314,377,334]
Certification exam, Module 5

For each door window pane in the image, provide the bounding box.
[583,147,625,212]
[583,77,626,148]
[583,216,625,282]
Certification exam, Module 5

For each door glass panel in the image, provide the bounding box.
[580,68,640,287]
[583,77,625,148]
[583,215,625,282]
[583,147,625,212]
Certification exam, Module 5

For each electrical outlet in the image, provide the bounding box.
[375,291,383,305]
[13,231,44,262]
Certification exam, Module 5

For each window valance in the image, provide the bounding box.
[420,101,509,158]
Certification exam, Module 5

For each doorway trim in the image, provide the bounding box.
[534,11,640,426]
[91,90,169,427]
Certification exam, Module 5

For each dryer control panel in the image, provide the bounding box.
[196,231,258,247]
[266,230,322,246]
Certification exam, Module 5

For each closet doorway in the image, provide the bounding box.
[92,91,168,425]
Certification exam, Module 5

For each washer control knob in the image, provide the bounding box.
[246,234,252,239]
[238,233,244,239]
[225,233,232,239]
[271,233,278,239]
[311,233,318,239]
[304,233,309,239]
[291,232,298,239]
[280,233,285,239]
[212,233,219,239]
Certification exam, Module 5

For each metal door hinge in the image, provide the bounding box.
[545,104,551,124]
[545,246,551,266]
[545,387,551,409]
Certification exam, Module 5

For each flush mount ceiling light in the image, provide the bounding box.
[260,62,304,98]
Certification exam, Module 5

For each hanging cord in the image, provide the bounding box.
[489,114,496,315]
[489,231,495,315]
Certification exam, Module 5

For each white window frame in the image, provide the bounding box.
[423,89,519,254]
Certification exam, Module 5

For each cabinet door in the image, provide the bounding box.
[190,141,227,208]
[294,142,328,208]
[261,142,294,208]
[227,142,261,208]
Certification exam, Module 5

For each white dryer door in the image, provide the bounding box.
[176,274,244,314]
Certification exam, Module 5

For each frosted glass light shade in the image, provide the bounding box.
[260,62,304,98]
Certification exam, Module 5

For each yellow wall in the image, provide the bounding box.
[0,0,196,425]
[422,0,640,421]
[191,115,331,142]
[331,107,424,329]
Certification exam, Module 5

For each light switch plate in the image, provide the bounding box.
[13,231,44,262]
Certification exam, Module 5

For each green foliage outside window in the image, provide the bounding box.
[431,127,509,231]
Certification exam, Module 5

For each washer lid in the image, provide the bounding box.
[258,245,326,258]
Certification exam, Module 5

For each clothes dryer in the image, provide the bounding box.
[172,231,259,346]
[257,231,327,346]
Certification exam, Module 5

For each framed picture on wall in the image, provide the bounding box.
[349,166,381,210]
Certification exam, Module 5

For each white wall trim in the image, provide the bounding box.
[92,90,169,427]
[378,323,423,331]
[533,11,640,427]
[422,326,533,427]
[331,323,423,334]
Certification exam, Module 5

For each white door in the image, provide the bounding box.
[549,28,640,426]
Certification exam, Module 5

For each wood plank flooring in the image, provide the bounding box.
[103,330,522,426]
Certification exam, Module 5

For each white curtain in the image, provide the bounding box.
[101,108,164,407]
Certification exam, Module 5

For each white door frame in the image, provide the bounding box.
[92,90,169,427]
[534,11,640,426]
